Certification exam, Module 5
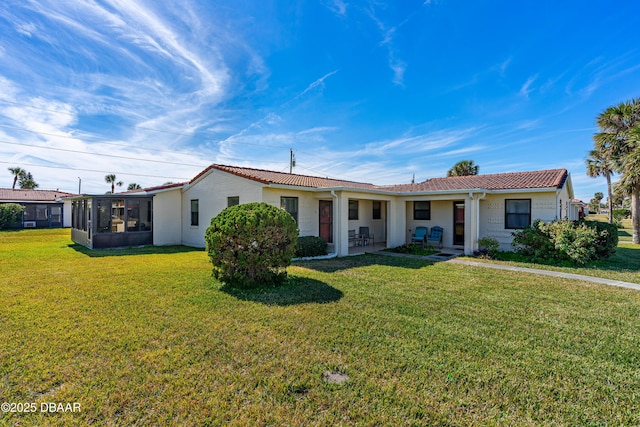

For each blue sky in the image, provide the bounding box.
[1,0,639,201]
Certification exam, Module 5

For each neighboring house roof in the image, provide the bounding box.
[199,164,569,194]
[123,182,187,194]
[0,188,75,203]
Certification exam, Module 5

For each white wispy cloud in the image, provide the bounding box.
[325,0,348,17]
[296,70,339,99]
[520,74,538,98]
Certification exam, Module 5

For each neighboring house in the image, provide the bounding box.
[570,199,588,219]
[68,164,577,255]
[64,183,183,249]
[0,188,74,228]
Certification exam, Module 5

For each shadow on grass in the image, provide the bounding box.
[294,253,433,273]
[68,243,205,258]
[220,276,343,306]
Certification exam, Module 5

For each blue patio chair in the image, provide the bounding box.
[411,226,428,246]
[358,226,374,246]
[427,226,443,248]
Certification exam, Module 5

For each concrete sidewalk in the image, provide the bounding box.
[447,258,640,291]
[371,250,640,291]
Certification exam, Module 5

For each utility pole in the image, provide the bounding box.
[78,177,82,194]
[289,148,296,174]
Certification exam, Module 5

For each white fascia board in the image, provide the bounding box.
[482,187,558,195]
[265,183,560,197]
[145,186,184,195]
[265,184,393,196]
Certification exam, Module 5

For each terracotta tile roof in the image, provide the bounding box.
[0,188,75,202]
[190,164,569,194]
[197,164,378,189]
[385,169,569,193]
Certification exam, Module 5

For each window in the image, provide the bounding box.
[372,201,382,220]
[280,197,298,223]
[190,199,199,226]
[140,200,152,231]
[505,199,531,229]
[111,200,125,233]
[413,201,431,220]
[23,205,36,221]
[36,205,48,221]
[127,200,140,231]
[96,199,111,232]
[227,196,239,207]
[349,200,358,220]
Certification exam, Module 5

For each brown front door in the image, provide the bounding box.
[319,200,333,243]
[453,201,465,246]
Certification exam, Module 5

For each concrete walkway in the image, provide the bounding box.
[372,250,640,291]
[447,259,640,291]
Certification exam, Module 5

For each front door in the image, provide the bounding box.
[319,200,333,243]
[453,201,465,246]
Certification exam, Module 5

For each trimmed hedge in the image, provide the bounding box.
[295,236,328,258]
[205,202,299,288]
[511,219,617,265]
[0,203,24,229]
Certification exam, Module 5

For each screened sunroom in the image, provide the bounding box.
[69,195,153,249]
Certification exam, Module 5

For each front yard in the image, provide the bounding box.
[1,229,639,425]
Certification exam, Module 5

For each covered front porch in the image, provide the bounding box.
[320,191,397,257]
[404,193,485,256]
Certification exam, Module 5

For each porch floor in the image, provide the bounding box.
[348,241,387,255]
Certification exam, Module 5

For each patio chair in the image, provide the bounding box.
[411,226,428,246]
[427,226,443,248]
[348,229,361,247]
[358,226,374,246]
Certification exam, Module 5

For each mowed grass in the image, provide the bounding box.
[1,229,640,426]
[465,214,640,284]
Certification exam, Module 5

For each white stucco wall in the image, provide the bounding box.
[181,169,264,247]
[346,198,387,243]
[62,200,72,228]
[153,189,183,246]
[405,198,462,248]
[478,191,562,251]
[262,188,321,237]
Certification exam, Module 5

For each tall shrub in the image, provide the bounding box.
[512,219,617,265]
[0,203,24,229]
[205,202,298,288]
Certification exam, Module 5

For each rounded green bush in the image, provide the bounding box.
[0,203,25,229]
[205,202,299,288]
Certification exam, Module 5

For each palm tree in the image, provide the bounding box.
[447,160,479,177]
[8,167,26,190]
[105,174,124,194]
[127,183,142,190]
[593,98,640,244]
[19,172,39,189]
[586,149,615,223]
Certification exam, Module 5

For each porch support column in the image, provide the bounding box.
[386,198,405,248]
[334,191,349,256]
[465,192,485,255]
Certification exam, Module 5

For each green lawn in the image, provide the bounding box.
[1,229,640,426]
[466,215,640,284]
